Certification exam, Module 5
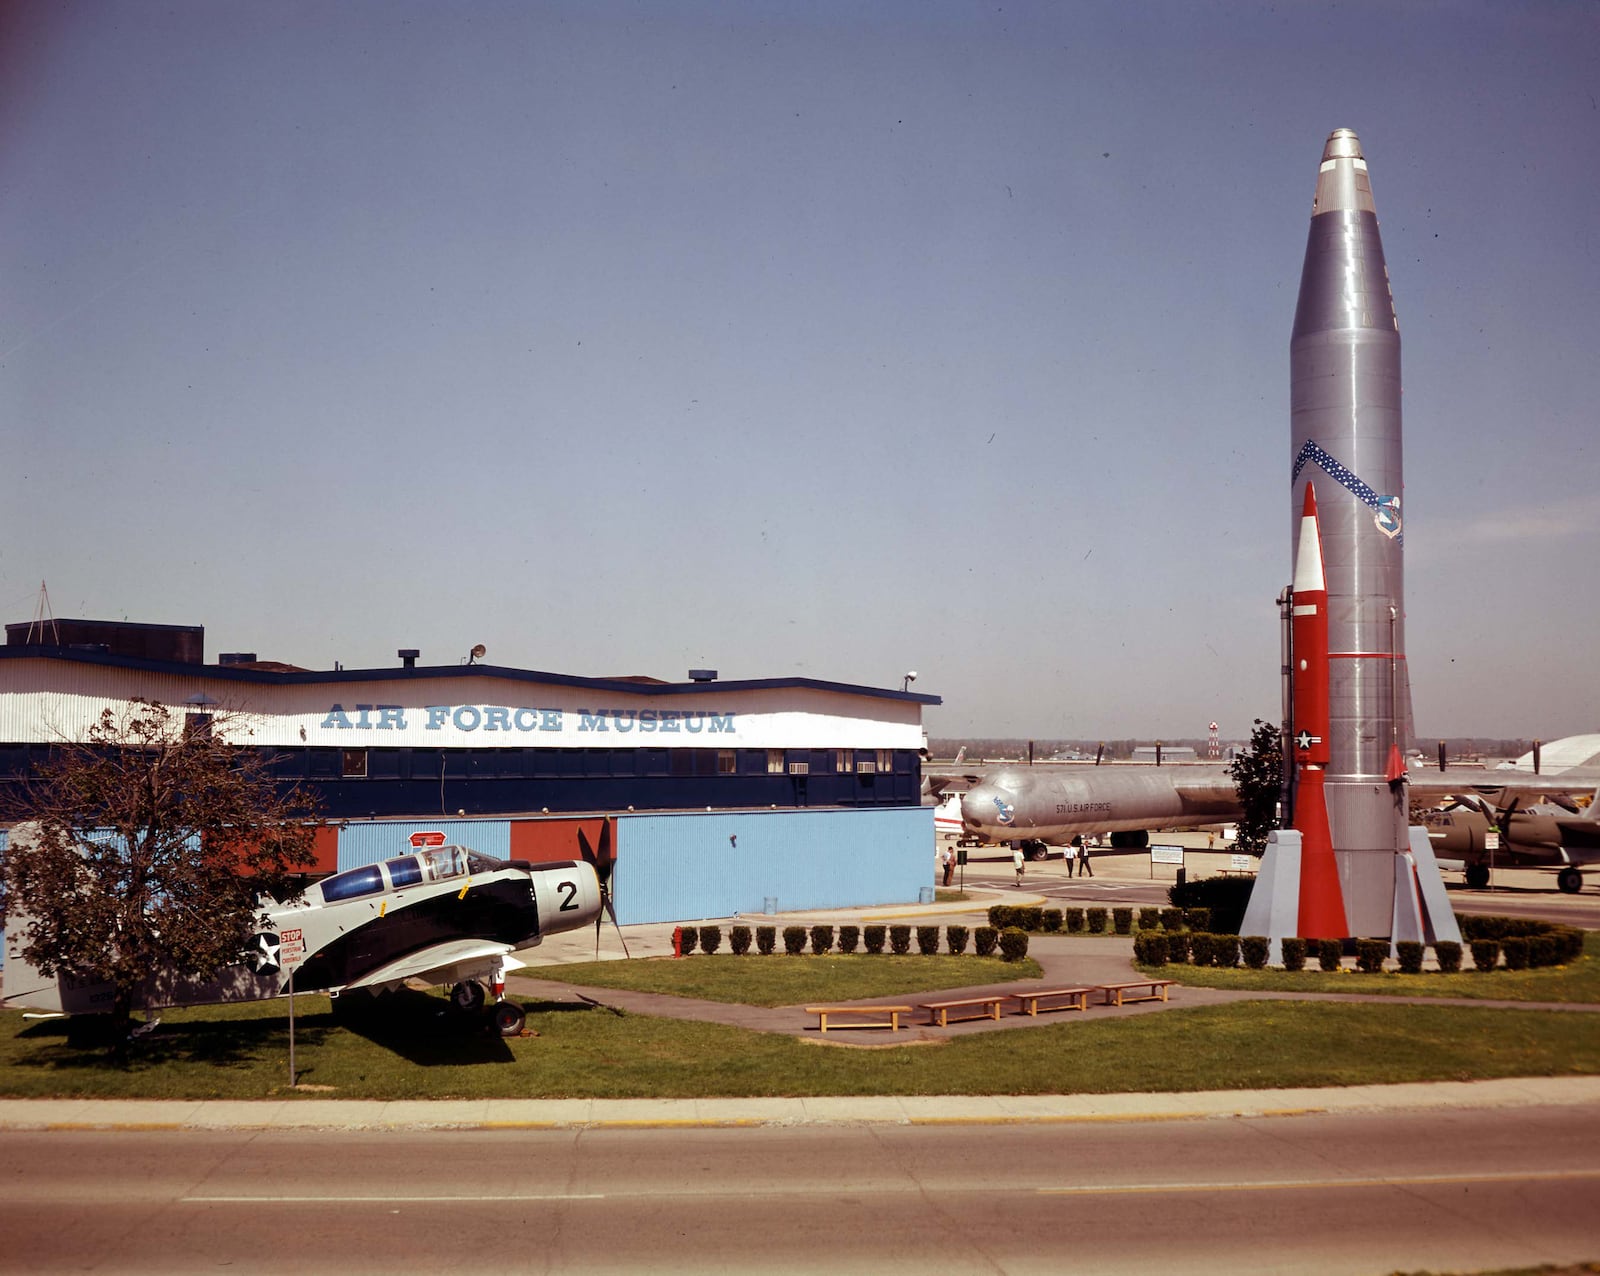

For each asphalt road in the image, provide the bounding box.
[5,1105,1597,1274]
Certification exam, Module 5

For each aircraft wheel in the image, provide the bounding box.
[1110,830,1150,850]
[493,1002,526,1037]
[451,981,487,1014]
[1557,867,1583,895]
[1024,840,1049,861]
[1464,863,1490,890]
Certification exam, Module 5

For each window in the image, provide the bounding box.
[718,750,736,775]
[833,749,852,773]
[320,864,383,903]
[342,749,368,778]
[877,749,894,772]
[767,749,785,775]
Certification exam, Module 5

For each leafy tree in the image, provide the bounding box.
[1228,718,1282,857]
[1,699,320,1053]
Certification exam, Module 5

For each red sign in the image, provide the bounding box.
[279,928,306,968]
[409,831,447,849]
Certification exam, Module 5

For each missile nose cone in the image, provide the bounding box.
[1321,128,1364,163]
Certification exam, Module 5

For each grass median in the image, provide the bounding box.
[2,993,1595,1101]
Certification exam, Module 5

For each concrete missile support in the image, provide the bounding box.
[1290,129,1412,936]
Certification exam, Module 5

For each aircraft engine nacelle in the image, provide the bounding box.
[528,860,603,939]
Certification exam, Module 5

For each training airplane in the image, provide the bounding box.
[959,735,1600,882]
[3,837,610,1037]
[1419,791,1600,894]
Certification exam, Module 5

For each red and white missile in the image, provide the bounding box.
[1289,483,1348,938]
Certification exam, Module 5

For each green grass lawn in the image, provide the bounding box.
[522,954,1042,1006]
[2,992,1595,1101]
[1143,931,1600,1003]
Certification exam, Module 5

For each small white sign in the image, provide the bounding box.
[1230,853,1253,872]
[1485,831,1500,851]
[1150,844,1185,865]
[279,928,307,969]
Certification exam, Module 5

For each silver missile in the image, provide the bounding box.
[1289,128,1411,935]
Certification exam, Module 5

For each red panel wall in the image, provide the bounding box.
[509,816,609,865]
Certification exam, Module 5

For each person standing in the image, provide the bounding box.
[1066,836,1079,877]
[941,844,955,887]
[1076,842,1093,877]
[1012,844,1025,887]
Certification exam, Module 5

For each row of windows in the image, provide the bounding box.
[322,747,911,780]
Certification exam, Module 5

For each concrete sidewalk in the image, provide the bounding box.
[2,1076,1595,1132]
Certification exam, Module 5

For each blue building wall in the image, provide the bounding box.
[336,818,513,869]
[611,807,934,925]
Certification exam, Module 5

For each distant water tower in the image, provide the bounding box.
[1208,721,1220,760]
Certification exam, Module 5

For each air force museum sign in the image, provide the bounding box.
[319,703,736,736]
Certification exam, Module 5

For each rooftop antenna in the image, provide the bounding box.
[25,581,59,646]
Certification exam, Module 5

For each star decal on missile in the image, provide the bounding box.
[247,931,281,974]
[1295,730,1322,752]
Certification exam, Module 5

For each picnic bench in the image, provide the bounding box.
[1009,987,1095,1016]
[1094,979,1176,1007]
[919,995,1009,1027]
[805,1005,912,1033]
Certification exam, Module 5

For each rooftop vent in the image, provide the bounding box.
[688,669,718,682]
[218,652,258,667]
[398,648,420,670]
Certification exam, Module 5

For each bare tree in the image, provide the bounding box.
[1,699,320,1052]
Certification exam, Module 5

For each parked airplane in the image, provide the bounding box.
[3,837,604,1037]
[958,735,1600,887]
[1419,792,1600,893]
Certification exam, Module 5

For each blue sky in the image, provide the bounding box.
[4,1,1597,741]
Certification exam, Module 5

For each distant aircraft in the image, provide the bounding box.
[958,736,1600,880]
[1419,791,1600,894]
[3,839,606,1037]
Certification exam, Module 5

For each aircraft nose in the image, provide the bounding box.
[961,783,1015,834]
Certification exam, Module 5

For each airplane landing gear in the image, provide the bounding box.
[493,1001,527,1037]
[1557,867,1584,895]
[1023,839,1050,861]
[450,980,487,1014]
[1464,863,1491,890]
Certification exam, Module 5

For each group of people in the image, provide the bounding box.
[1009,840,1093,885]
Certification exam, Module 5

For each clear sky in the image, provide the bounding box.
[4,1,1596,742]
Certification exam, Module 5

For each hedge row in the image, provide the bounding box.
[675,923,1030,961]
[1135,922,1584,973]
[987,904,1210,934]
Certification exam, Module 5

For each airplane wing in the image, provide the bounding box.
[342,940,526,992]
[1410,768,1600,805]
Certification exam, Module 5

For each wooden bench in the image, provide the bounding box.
[1009,987,1095,1016]
[1094,979,1176,1007]
[805,1005,912,1033]
[919,995,1008,1027]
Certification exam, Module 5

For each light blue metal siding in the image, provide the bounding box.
[613,807,933,925]
[336,818,513,870]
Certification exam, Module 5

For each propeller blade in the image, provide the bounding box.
[604,892,631,959]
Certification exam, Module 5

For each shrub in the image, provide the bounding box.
[890,924,912,955]
[756,925,776,955]
[782,925,807,956]
[1433,940,1462,973]
[1020,906,1044,932]
[1528,935,1558,968]
[699,925,722,955]
[1395,940,1424,974]
[1501,936,1529,971]
[1470,938,1499,971]
[837,925,860,954]
[729,925,752,956]
[864,924,887,954]
[999,927,1030,962]
[1241,935,1270,969]
[1159,907,1185,931]
[988,905,1016,929]
[916,925,941,956]
[1211,934,1240,968]
[1087,907,1108,934]
[1165,930,1191,963]
[1065,908,1085,934]
[1041,909,1063,934]
[1138,907,1161,931]
[1133,931,1169,966]
[677,926,697,956]
[946,924,970,955]
[809,924,834,956]
[1112,907,1134,936]
[1355,939,1387,973]
[1188,933,1216,967]
[1280,936,1307,971]
[974,926,999,957]
[1318,939,1343,972]
[1184,907,1212,932]
[1167,876,1253,934]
